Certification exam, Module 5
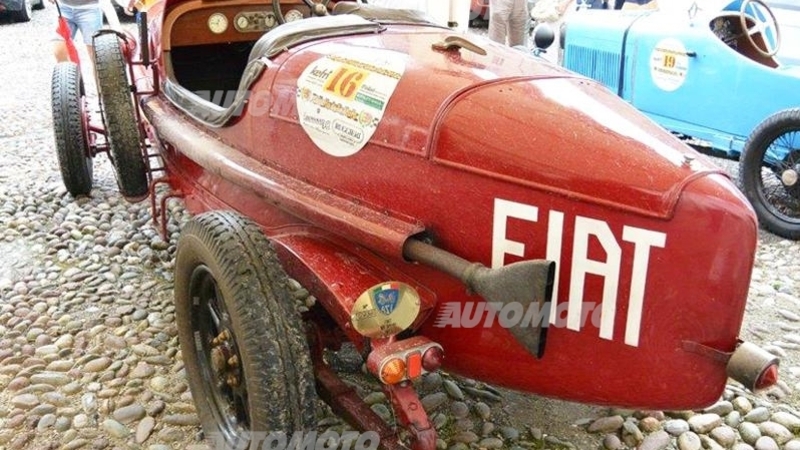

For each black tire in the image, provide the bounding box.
[175,211,317,449]
[10,0,32,22]
[94,32,149,201]
[51,62,93,197]
[739,108,800,240]
[32,0,44,11]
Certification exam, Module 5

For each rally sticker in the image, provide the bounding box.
[650,38,689,92]
[296,49,407,157]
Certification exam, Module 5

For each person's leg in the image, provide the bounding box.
[488,0,511,44]
[53,41,70,62]
[74,5,102,66]
[507,0,528,47]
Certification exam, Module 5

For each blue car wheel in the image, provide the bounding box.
[740,108,800,240]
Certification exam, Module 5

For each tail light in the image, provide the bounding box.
[422,346,444,371]
[755,364,779,391]
[367,336,444,385]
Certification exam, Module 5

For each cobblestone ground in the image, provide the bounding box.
[0,4,799,450]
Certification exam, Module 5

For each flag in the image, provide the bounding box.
[54,0,80,66]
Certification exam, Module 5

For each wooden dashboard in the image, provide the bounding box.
[164,0,316,50]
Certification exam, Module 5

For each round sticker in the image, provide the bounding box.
[296,48,407,157]
[650,38,689,92]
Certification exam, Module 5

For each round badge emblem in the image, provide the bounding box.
[350,282,420,339]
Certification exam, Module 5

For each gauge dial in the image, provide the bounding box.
[235,14,249,30]
[208,13,228,34]
[284,9,303,22]
[264,12,276,28]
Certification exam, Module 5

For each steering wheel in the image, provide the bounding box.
[273,0,331,24]
[739,0,781,57]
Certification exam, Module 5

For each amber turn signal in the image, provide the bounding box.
[380,358,407,385]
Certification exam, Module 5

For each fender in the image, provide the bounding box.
[270,230,438,348]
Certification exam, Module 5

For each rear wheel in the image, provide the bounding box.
[175,211,317,449]
[94,32,148,201]
[739,109,800,239]
[51,62,93,197]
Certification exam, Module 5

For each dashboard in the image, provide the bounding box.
[167,1,314,48]
[710,14,745,49]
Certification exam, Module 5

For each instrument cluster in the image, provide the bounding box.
[207,10,281,34]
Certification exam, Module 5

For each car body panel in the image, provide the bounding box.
[144,86,757,407]
[123,1,768,410]
[471,0,489,21]
[142,81,756,408]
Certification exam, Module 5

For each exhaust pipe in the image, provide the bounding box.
[726,341,780,392]
[403,239,555,358]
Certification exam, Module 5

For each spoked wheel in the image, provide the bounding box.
[94,32,149,201]
[51,62,93,197]
[175,211,317,449]
[740,108,800,240]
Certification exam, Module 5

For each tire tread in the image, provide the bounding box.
[94,33,149,201]
[175,211,316,448]
[51,62,93,197]
[739,108,800,240]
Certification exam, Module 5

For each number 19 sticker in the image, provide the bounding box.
[297,48,407,157]
[650,38,689,92]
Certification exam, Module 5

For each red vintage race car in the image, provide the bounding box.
[50,1,779,449]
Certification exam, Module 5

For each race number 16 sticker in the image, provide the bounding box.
[297,48,407,157]
[650,38,689,92]
[324,66,368,100]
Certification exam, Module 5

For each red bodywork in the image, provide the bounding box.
[133,0,763,413]
[470,0,489,21]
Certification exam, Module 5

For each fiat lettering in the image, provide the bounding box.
[492,198,667,347]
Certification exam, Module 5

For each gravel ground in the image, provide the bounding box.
[0,3,799,450]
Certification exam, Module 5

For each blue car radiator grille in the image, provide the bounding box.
[564,46,623,93]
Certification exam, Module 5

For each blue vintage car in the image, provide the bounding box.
[559,0,800,239]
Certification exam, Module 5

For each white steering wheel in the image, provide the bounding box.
[739,0,781,57]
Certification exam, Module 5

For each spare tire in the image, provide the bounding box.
[94,32,149,201]
[51,62,93,197]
